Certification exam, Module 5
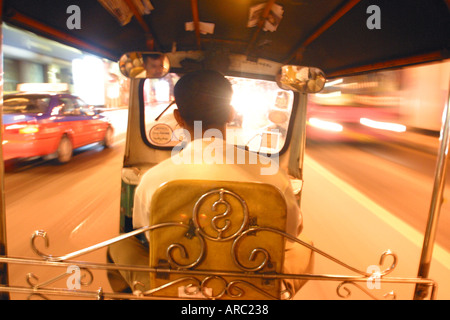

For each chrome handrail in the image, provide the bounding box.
[0,185,440,300]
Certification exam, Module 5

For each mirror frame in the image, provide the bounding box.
[277,65,326,93]
[119,52,170,79]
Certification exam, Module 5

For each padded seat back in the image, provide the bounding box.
[148,180,288,299]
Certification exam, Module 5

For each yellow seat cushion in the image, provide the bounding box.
[148,180,288,299]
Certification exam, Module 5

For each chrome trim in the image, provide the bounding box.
[0,255,437,300]
[414,79,450,299]
[0,186,439,300]
[193,188,249,241]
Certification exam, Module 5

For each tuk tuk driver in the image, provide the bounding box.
[140,53,167,78]
[108,69,312,296]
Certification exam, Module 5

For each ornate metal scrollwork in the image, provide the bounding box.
[226,280,281,300]
[201,276,228,299]
[24,266,94,300]
[30,230,52,260]
[26,267,93,289]
[136,274,283,300]
[166,227,205,269]
[4,185,433,300]
[332,250,399,299]
[231,227,274,272]
[193,188,249,241]
[378,250,397,276]
[134,277,202,297]
[336,281,396,300]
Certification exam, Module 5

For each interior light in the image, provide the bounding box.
[17,83,69,92]
[325,78,343,87]
[360,118,406,132]
[315,91,342,98]
[308,118,343,132]
[72,56,105,105]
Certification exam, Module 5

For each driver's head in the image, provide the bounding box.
[142,53,165,77]
[174,70,233,129]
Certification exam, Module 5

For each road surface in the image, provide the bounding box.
[3,111,449,299]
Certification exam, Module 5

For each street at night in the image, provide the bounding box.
[1,0,449,302]
[4,112,449,299]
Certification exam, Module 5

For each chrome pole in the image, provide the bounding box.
[413,79,450,300]
[0,2,10,299]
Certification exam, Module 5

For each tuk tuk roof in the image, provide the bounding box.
[3,0,449,77]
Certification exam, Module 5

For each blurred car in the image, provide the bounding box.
[2,92,114,164]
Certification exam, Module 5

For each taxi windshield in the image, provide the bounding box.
[3,95,50,114]
[142,74,294,154]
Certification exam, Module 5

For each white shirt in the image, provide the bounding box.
[133,138,302,240]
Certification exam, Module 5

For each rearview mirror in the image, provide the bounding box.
[119,52,170,79]
[277,65,326,93]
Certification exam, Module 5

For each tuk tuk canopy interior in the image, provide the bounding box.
[2,0,449,78]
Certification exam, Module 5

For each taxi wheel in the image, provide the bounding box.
[102,126,114,148]
[56,135,73,164]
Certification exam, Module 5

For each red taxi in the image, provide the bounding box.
[2,92,114,164]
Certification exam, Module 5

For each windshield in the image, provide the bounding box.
[3,95,51,114]
[142,75,294,154]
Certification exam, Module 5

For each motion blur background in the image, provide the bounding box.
[3,23,449,299]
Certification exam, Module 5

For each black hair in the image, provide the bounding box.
[142,53,163,61]
[174,70,233,127]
